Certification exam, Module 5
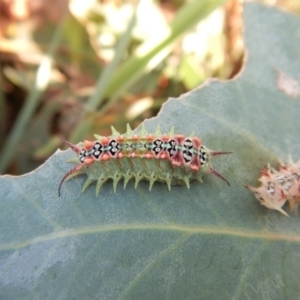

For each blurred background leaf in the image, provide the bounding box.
[0,0,238,174]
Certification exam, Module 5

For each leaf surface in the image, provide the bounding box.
[1,3,300,299]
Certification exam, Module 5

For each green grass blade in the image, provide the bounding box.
[69,3,139,142]
[102,0,226,103]
[0,21,65,173]
[0,73,5,148]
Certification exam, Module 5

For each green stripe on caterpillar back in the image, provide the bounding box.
[58,124,231,196]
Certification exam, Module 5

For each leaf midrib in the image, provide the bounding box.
[1,224,299,251]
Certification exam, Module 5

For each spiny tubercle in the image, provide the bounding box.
[58,124,231,196]
[245,159,300,216]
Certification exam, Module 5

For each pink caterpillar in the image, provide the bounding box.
[245,159,300,216]
[58,125,231,196]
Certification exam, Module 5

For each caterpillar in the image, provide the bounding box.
[245,159,300,216]
[58,124,231,196]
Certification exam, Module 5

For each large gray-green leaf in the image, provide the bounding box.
[1,3,300,299]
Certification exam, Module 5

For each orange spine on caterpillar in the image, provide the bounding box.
[245,159,300,216]
[58,124,231,196]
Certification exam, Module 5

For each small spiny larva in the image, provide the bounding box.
[245,159,300,216]
[58,124,231,196]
